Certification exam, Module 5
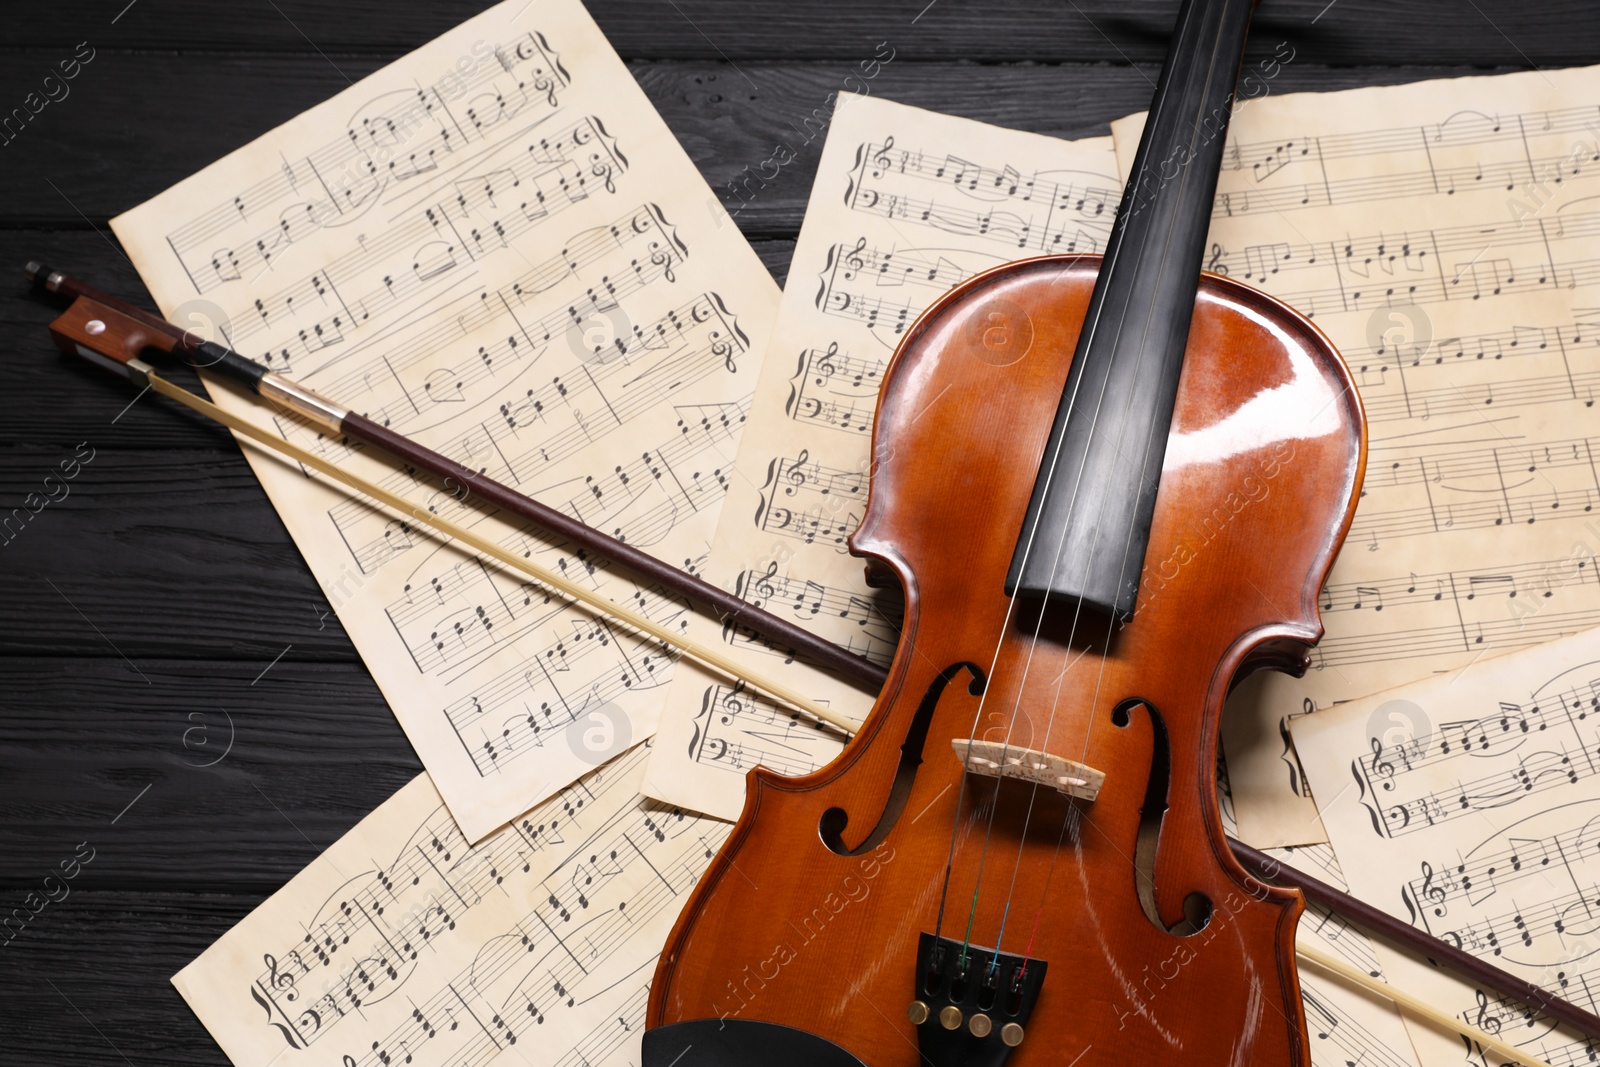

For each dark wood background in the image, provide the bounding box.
[1,0,1592,1060]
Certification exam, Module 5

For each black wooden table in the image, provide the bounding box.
[1,0,1593,1061]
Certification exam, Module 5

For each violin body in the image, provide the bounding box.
[647,255,1365,1065]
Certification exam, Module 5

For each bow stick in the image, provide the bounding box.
[26,263,856,732]
[28,262,1600,1054]
[1232,842,1593,1052]
[26,262,881,693]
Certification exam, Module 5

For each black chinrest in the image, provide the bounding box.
[642,1019,869,1067]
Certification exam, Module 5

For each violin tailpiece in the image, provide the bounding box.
[909,933,1044,1067]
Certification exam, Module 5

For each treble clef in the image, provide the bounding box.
[843,236,869,278]
[1370,734,1399,790]
[718,684,745,722]
[648,241,676,284]
[755,560,780,601]
[263,952,299,998]
[872,134,895,174]
[590,156,616,195]
[1208,240,1230,275]
[815,341,842,384]
[1419,860,1448,915]
[1475,989,1505,1035]
[785,449,812,495]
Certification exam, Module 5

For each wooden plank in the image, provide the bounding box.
[0,658,420,889]
[0,446,354,659]
[0,54,1516,225]
[0,440,817,663]
[2,890,276,1065]
[1,0,1588,65]
[0,230,797,448]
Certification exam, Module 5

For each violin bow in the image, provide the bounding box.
[26,263,879,692]
[26,262,861,731]
[28,262,1600,1052]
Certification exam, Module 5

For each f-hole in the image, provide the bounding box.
[819,662,986,856]
[1113,697,1213,937]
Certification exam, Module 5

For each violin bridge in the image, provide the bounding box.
[950,739,1105,801]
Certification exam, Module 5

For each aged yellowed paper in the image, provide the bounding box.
[173,744,725,1067]
[110,0,781,841]
[1294,628,1600,1067]
[1113,65,1600,847]
[640,92,1121,819]
[1219,756,1425,1067]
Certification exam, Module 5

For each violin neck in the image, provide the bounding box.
[1006,0,1256,619]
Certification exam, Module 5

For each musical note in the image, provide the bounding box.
[848,139,1116,256]
[1205,65,1600,868]
[177,742,726,1067]
[111,0,784,844]
[644,94,1124,822]
[1297,632,1600,1067]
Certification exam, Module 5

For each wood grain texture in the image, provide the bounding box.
[0,659,420,888]
[0,57,1518,226]
[0,0,1591,63]
[0,447,357,659]
[1,892,289,1065]
[0,0,1586,1060]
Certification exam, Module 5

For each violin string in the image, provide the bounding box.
[923,46,1200,942]
[928,141,1146,951]
[971,0,1240,967]
[928,249,1118,950]
[1069,0,1238,815]
[945,359,1147,964]
[1000,121,1222,966]
[938,128,1157,967]
[979,191,1181,963]
[923,13,1213,940]
[978,209,1176,960]
[945,70,1190,960]
[1027,4,1244,962]
[1017,803,1077,982]
[1060,0,1248,913]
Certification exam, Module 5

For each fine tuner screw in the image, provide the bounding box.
[1001,1022,1025,1047]
[968,1013,993,1037]
[939,1006,963,1030]
[907,1001,930,1025]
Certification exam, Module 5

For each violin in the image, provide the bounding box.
[642,0,1365,1063]
[30,0,1600,1061]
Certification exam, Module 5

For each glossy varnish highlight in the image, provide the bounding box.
[649,254,1366,1066]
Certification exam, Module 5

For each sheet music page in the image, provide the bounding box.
[639,93,1120,819]
[1279,843,1427,1067]
[173,744,726,1067]
[1111,65,1600,848]
[1291,628,1600,1067]
[1220,755,1425,1067]
[109,0,780,842]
